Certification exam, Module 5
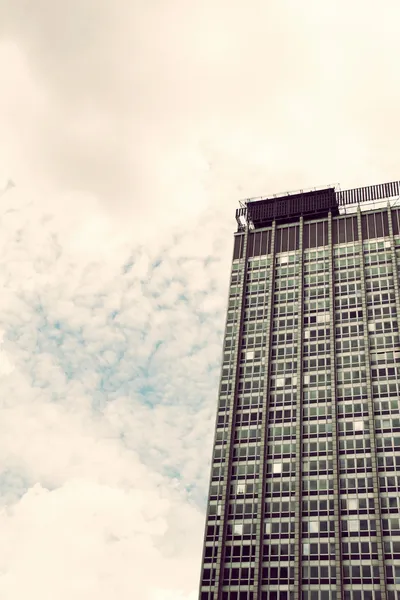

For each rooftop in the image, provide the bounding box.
[236,180,400,230]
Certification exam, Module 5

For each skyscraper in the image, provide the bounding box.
[199,181,400,600]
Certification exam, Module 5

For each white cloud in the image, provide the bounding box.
[0,0,399,597]
[0,182,223,597]
[0,480,203,600]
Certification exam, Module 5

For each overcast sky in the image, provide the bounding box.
[0,1,399,598]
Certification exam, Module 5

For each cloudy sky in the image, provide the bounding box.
[0,1,399,598]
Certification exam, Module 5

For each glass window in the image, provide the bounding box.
[348,520,359,531]
[309,521,319,533]
[233,523,243,535]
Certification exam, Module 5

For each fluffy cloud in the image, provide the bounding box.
[0,1,399,598]
[0,480,203,599]
[0,182,227,597]
[1,1,400,222]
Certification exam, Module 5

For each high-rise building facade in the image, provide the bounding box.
[199,181,400,600]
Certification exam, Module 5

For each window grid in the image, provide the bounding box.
[200,205,400,600]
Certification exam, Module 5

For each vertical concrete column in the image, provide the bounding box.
[293,217,304,600]
[252,221,277,600]
[356,207,387,600]
[327,212,343,600]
